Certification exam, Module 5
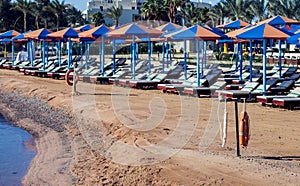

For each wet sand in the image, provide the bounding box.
[0,69,299,185]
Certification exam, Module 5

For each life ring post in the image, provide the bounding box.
[235,101,241,157]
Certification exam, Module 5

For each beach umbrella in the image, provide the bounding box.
[0,30,20,58]
[74,24,93,32]
[225,26,253,80]
[217,20,250,29]
[167,25,222,87]
[237,23,290,95]
[156,23,181,69]
[48,28,79,69]
[79,24,112,70]
[258,15,299,26]
[25,28,52,68]
[107,23,162,79]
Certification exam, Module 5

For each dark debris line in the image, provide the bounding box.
[0,91,75,132]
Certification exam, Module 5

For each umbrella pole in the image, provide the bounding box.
[4,43,7,58]
[85,42,88,69]
[170,42,173,66]
[278,40,282,78]
[263,39,267,96]
[201,40,204,77]
[196,39,200,87]
[148,39,151,74]
[113,39,116,74]
[101,35,105,76]
[184,39,187,80]
[12,41,15,65]
[235,44,239,71]
[239,43,243,81]
[132,35,136,80]
[162,41,165,73]
[249,40,253,82]
[58,41,61,67]
[46,42,49,65]
[166,42,169,68]
[204,41,207,69]
[42,39,45,71]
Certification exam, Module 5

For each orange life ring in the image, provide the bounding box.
[65,68,79,86]
[239,111,250,147]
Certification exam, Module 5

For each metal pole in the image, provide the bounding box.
[249,40,253,82]
[101,35,105,76]
[113,39,116,73]
[184,39,187,80]
[162,41,165,73]
[239,43,243,81]
[278,40,282,78]
[196,39,200,87]
[263,39,267,96]
[148,40,151,73]
[235,101,241,157]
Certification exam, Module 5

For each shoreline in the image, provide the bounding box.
[0,91,75,185]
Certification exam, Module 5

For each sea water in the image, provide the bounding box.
[0,113,36,185]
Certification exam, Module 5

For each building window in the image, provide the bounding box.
[100,6,103,11]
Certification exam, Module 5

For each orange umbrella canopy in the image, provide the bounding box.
[47,27,78,39]
[24,28,52,39]
[106,23,162,39]
[258,15,299,25]
[226,26,252,38]
[236,23,290,40]
[166,25,222,41]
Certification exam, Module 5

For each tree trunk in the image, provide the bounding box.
[56,15,59,31]
[36,16,39,29]
[23,12,27,32]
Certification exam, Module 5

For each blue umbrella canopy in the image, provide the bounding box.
[79,24,112,40]
[0,30,20,38]
[0,38,11,43]
[287,32,300,44]
[259,15,299,26]
[74,24,93,32]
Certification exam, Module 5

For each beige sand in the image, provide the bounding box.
[0,69,299,185]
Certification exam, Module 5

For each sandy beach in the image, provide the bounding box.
[0,68,300,185]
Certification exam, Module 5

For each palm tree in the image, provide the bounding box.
[165,0,186,23]
[0,0,13,31]
[50,0,68,30]
[66,6,86,26]
[141,0,167,21]
[181,3,208,26]
[30,1,43,29]
[105,6,123,26]
[91,12,105,26]
[207,2,227,27]
[13,0,31,32]
[267,0,300,20]
[247,0,269,22]
[222,0,250,21]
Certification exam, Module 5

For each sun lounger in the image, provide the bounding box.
[270,80,295,94]
[257,87,300,104]
[184,81,227,97]
[117,73,147,87]
[129,73,167,89]
[217,81,260,99]
[272,97,300,109]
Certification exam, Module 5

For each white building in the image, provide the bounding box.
[83,0,212,26]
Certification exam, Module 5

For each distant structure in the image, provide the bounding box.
[82,0,212,26]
